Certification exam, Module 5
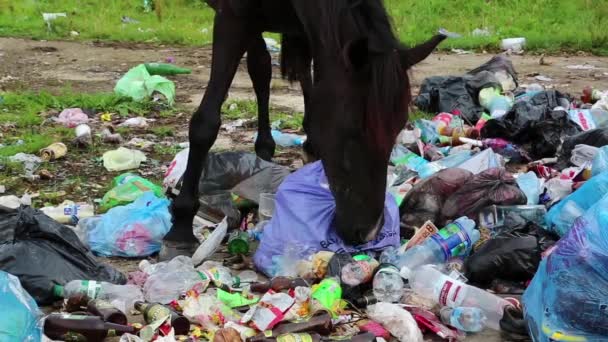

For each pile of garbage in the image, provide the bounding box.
[2,55,608,342]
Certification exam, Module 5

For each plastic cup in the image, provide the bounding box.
[258,193,276,221]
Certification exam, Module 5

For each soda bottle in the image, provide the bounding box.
[409,265,511,330]
[144,63,191,75]
[227,231,250,255]
[392,217,480,279]
[440,307,487,332]
[372,264,404,303]
[134,301,190,335]
[43,314,134,342]
[340,255,379,286]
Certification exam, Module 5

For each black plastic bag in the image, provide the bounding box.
[442,168,527,220]
[0,206,125,304]
[481,92,580,159]
[399,168,473,234]
[415,55,517,123]
[465,217,559,288]
[556,128,608,169]
[197,152,291,226]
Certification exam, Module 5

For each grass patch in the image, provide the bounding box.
[222,99,304,130]
[0,0,606,54]
[150,125,174,137]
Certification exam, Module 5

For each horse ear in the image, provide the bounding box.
[343,37,370,71]
[400,34,447,69]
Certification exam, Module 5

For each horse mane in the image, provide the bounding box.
[319,0,410,155]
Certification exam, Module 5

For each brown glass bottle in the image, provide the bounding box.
[44,313,135,342]
[134,301,190,336]
[247,312,332,342]
[87,299,128,325]
[249,277,312,293]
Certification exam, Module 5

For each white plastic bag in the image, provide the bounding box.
[163,148,189,192]
[367,302,423,342]
[103,147,147,172]
[191,217,228,265]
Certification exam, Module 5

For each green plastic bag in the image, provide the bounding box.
[311,278,343,317]
[217,289,259,308]
[100,173,165,212]
[114,64,175,105]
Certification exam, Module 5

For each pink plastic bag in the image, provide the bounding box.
[54,108,89,127]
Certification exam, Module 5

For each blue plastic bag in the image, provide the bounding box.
[253,161,400,276]
[524,193,608,341]
[592,146,608,177]
[0,271,41,342]
[545,171,608,236]
[516,171,542,205]
[80,192,171,257]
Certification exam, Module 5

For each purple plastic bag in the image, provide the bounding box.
[253,161,400,276]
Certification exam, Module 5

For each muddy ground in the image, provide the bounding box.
[2,37,608,341]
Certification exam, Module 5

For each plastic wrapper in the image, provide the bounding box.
[114,64,175,104]
[80,192,171,257]
[545,171,608,236]
[367,302,424,342]
[556,128,608,169]
[399,168,473,234]
[592,146,608,177]
[442,168,527,221]
[0,271,42,341]
[524,193,608,341]
[465,218,558,288]
[253,161,400,276]
[0,206,125,304]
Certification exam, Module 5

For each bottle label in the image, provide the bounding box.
[146,305,172,322]
[430,222,472,260]
[438,280,465,307]
[277,334,313,342]
[81,280,101,299]
[90,299,115,310]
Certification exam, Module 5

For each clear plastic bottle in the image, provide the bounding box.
[372,264,404,303]
[409,265,511,330]
[340,256,380,287]
[393,217,480,279]
[440,307,487,332]
[53,280,143,312]
[271,130,305,147]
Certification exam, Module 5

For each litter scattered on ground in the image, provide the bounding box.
[2,52,608,342]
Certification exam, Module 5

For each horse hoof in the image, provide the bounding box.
[159,240,200,261]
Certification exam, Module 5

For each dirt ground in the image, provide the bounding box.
[2,37,608,341]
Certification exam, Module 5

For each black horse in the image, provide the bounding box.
[161,0,446,259]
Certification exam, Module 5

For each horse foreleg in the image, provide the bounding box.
[248,34,275,162]
[161,14,252,260]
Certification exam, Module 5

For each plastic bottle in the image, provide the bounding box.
[409,265,511,330]
[479,87,513,119]
[372,264,404,303]
[54,280,143,312]
[440,307,487,333]
[390,145,429,172]
[40,201,95,225]
[43,314,135,342]
[340,255,380,286]
[392,217,480,279]
[270,130,305,147]
[144,63,192,75]
[40,142,67,161]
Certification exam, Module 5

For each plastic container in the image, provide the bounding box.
[74,124,92,146]
[40,142,67,161]
[40,201,94,225]
[440,307,487,333]
[270,130,305,147]
[258,193,276,221]
[409,265,511,330]
[372,264,404,303]
[102,147,147,172]
[392,217,480,279]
